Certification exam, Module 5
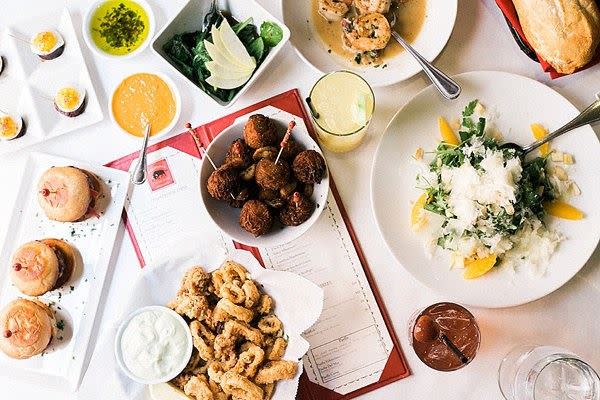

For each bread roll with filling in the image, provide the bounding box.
[0,299,56,359]
[512,0,600,74]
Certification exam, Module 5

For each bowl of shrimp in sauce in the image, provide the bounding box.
[283,0,458,87]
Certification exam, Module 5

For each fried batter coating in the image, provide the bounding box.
[207,361,227,384]
[255,360,299,384]
[243,114,278,149]
[190,320,216,361]
[184,375,213,400]
[266,337,287,361]
[214,298,254,323]
[233,343,265,378]
[242,280,260,308]
[224,320,264,345]
[222,261,249,282]
[220,281,246,304]
[239,200,273,237]
[292,149,326,184]
[171,373,193,391]
[262,383,275,400]
[221,370,264,400]
[169,289,211,321]
[257,315,283,334]
[225,139,253,168]
[256,294,274,315]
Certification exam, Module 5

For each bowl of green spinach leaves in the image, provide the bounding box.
[152,0,290,107]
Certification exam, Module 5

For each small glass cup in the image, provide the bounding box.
[307,70,375,153]
[408,302,480,372]
[498,345,600,400]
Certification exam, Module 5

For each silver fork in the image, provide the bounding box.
[387,8,461,100]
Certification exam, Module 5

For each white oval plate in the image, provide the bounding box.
[282,0,457,87]
[199,106,330,248]
[371,71,600,308]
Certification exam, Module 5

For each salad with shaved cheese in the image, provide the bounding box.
[412,100,583,279]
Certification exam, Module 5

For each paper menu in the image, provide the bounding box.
[260,193,393,394]
[118,146,235,266]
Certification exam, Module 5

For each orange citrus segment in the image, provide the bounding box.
[463,254,497,279]
[439,116,459,145]
[531,123,550,156]
[411,193,428,230]
[545,201,584,220]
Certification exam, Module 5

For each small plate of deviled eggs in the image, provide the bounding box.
[0,7,102,155]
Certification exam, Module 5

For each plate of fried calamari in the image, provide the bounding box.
[85,248,323,400]
[283,0,458,86]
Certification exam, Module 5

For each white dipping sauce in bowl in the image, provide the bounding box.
[116,306,192,384]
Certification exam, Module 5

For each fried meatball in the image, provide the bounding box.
[280,139,304,161]
[292,150,327,184]
[206,165,240,201]
[243,114,278,149]
[239,200,273,236]
[224,139,252,168]
[279,192,315,226]
[255,159,291,190]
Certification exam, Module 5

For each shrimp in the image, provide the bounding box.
[318,0,353,22]
[342,12,391,52]
[354,0,392,14]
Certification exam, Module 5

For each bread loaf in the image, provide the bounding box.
[512,0,600,74]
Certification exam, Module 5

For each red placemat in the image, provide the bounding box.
[495,0,600,79]
[107,89,411,398]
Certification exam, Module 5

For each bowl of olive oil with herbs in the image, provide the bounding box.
[83,0,154,58]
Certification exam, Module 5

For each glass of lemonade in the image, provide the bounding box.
[498,345,600,400]
[307,70,375,153]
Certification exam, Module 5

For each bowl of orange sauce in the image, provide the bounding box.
[110,72,181,139]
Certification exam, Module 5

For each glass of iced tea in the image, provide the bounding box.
[307,70,375,153]
[408,302,480,372]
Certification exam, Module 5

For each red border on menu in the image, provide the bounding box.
[106,89,411,399]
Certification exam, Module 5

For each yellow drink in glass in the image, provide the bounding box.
[308,71,375,153]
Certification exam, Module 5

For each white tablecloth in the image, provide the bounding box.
[1,0,599,399]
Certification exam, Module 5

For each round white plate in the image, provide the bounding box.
[282,0,457,87]
[199,109,330,248]
[371,71,600,308]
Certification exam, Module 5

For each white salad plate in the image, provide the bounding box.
[0,152,130,390]
[200,105,330,248]
[282,0,457,87]
[0,7,103,156]
[371,71,600,308]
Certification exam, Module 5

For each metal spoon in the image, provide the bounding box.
[202,0,221,34]
[500,97,600,156]
[387,7,461,100]
[132,124,151,185]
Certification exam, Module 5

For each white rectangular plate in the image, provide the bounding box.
[0,7,103,155]
[0,152,129,390]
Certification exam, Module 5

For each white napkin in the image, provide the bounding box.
[79,248,324,400]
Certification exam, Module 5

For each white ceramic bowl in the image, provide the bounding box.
[151,0,291,108]
[108,71,181,140]
[114,305,193,385]
[199,112,330,247]
[82,0,155,59]
[282,0,457,87]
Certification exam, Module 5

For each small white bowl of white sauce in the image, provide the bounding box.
[115,305,193,384]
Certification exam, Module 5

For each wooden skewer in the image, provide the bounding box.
[185,122,235,200]
[7,33,30,45]
[275,120,296,164]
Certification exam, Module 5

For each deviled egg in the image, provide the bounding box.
[0,112,25,141]
[54,85,86,117]
[30,30,65,60]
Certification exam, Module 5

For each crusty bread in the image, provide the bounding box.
[37,166,93,222]
[0,299,55,359]
[512,0,600,74]
[10,241,60,296]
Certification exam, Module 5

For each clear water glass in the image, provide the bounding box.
[498,345,600,400]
